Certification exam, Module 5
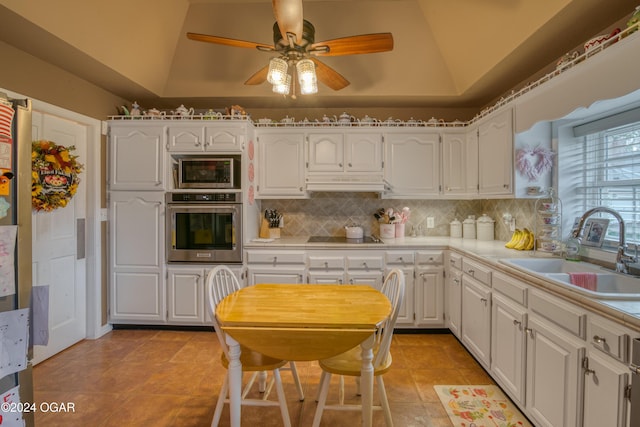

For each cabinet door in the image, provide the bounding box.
[109,125,165,190]
[526,315,585,427]
[167,124,205,152]
[308,271,345,284]
[491,293,527,405]
[384,132,440,197]
[347,271,384,288]
[441,132,467,196]
[247,267,306,285]
[465,129,479,194]
[345,133,382,172]
[109,192,165,323]
[415,267,444,327]
[461,275,491,368]
[256,133,306,197]
[204,126,243,151]
[167,268,205,324]
[386,267,414,327]
[307,133,344,172]
[583,352,629,427]
[478,108,513,195]
[447,269,462,337]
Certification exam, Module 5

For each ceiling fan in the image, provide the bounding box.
[186,0,394,93]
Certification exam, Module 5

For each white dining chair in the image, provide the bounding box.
[206,265,302,427]
[312,269,405,427]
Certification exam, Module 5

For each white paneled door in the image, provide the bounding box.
[31,111,87,364]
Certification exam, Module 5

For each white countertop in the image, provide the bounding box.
[245,235,640,331]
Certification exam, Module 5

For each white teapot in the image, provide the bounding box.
[338,112,355,125]
[358,115,378,125]
[174,104,194,118]
[144,108,166,118]
[280,115,295,124]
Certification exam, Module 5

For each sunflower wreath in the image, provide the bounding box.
[31,140,84,212]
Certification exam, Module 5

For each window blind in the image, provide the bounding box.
[564,121,640,244]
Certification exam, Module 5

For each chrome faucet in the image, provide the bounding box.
[572,207,637,274]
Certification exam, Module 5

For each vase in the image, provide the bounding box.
[395,223,405,238]
[380,224,395,239]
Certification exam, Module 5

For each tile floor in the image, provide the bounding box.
[33,329,496,427]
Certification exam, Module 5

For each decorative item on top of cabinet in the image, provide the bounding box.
[534,188,562,256]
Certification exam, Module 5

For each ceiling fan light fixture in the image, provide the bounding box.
[267,57,288,84]
[296,59,315,83]
[299,77,317,95]
[272,73,291,95]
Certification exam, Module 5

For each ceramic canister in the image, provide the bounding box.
[462,216,476,239]
[476,214,495,241]
[450,218,462,238]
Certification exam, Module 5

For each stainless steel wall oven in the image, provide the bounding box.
[166,192,242,263]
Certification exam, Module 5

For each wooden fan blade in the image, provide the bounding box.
[311,33,394,56]
[272,0,303,44]
[311,58,350,91]
[245,65,269,85]
[187,32,273,51]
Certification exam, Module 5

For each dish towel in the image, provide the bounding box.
[569,272,597,291]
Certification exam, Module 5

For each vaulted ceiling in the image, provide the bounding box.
[0,0,637,111]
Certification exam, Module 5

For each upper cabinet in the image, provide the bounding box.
[256,132,307,198]
[306,130,384,191]
[109,123,166,191]
[167,122,245,152]
[383,131,440,198]
[477,108,513,196]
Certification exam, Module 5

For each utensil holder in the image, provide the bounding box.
[395,223,405,238]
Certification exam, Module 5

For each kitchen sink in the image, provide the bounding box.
[500,258,640,300]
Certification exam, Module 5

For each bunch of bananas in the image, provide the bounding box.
[505,228,535,250]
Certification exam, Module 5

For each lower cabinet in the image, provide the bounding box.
[582,350,629,427]
[525,314,585,427]
[415,266,444,327]
[491,293,527,405]
[246,250,306,285]
[461,274,492,368]
[446,268,462,337]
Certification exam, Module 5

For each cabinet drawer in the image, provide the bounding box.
[308,256,345,270]
[589,317,629,363]
[448,252,463,270]
[416,251,444,265]
[529,289,586,338]
[462,258,492,286]
[492,271,527,306]
[347,256,384,270]
[246,251,306,265]
[385,251,415,266]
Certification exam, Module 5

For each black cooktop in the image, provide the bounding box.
[307,236,381,244]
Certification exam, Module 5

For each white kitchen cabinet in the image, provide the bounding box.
[167,266,205,324]
[582,350,629,427]
[446,268,462,337]
[461,274,492,368]
[526,314,585,427]
[307,255,346,284]
[491,293,527,405]
[246,250,306,285]
[167,123,245,152]
[109,191,165,323]
[108,123,165,191]
[385,251,415,326]
[478,108,513,196]
[441,131,467,197]
[415,265,444,327]
[256,132,307,198]
[383,131,440,198]
[306,133,344,173]
[346,255,384,288]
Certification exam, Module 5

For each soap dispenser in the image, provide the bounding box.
[564,235,581,261]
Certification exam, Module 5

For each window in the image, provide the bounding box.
[562,120,640,246]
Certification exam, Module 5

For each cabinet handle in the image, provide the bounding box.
[480,297,487,304]
[324,262,329,268]
[513,319,522,329]
[348,162,352,167]
[339,163,343,167]
[450,259,456,265]
[453,278,460,284]
[339,279,343,284]
[503,184,509,189]
[299,187,303,191]
[583,358,596,376]
[195,141,202,147]
[349,278,354,284]
[467,269,475,275]
[362,262,368,268]
[524,327,534,339]
[398,256,404,262]
[429,257,434,261]
[593,335,607,344]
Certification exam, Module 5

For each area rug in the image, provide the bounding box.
[434,385,532,427]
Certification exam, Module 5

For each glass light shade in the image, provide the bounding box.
[300,77,318,95]
[272,73,291,95]
[267,58,288,84]
[296,59,316,84]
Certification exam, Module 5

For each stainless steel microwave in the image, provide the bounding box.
[177,155,241,189]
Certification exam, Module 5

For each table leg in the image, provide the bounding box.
[360,333,376,427]
[226,334,242,427]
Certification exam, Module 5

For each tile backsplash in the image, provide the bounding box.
[259,193,536,241]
